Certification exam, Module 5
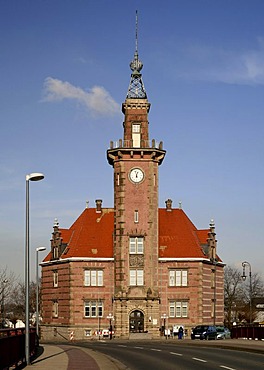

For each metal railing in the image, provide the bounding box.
[0,327,37,368]
[109,139,164,150]
[231,324,264,340]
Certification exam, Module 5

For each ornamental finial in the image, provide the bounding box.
[127,11,147,99]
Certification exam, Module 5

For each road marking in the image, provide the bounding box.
[151,348,161,352]
[170,352,183,356]
[220,366,236,370]
[118,345,127,347]
[134,346,144,349]
[192,357,207,362]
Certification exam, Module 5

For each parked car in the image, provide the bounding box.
[216,326,231,339]
[191,325,217,340]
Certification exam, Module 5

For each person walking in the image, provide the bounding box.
[178,326,184,340]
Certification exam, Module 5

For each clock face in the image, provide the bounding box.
[129,168,144,183]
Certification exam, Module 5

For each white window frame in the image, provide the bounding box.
[129,237,144,254]
[53,246,58,259]
[84,300,103,318]
[132,123,141,147]
[52,300,58,318]
[53,270,58,287]
[84,269,103,286]
[169,301,188,318]
[132,123,141,133]
[169,269,188,287]
[129,269,144,286]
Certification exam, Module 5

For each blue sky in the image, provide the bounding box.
[0,0,263,279]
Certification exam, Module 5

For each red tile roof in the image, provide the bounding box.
[158,208,208,258]
[45,207,210,261]
[60,208,114,258]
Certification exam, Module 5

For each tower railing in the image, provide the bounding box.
[109,139,163,150]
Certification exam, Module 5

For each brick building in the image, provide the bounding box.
[41,36,224,341]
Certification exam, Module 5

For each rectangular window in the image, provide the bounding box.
[134,210,139,223]
[211,300,214,318]
[169,301,188,318]
[53,270,58,287]
[53,246,58,259]
[129,269,144,286]
[169,301,175,317]
[52,300,58,318]
[84,270,103,286]
[84,300,103,318]
[132,124,141,147]
[211,269,216,288]
[129,237,144,254]
[169,269,188,286]
[132,124,141,133]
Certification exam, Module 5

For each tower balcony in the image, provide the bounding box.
[109,139,164,150]
[107,139,166,166]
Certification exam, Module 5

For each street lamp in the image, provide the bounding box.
[107,313,114,340]
[241,261,252,324]
[36,247,46,338]
[210,257,217,326]
[25,172,44,365]
[161,313,168,339]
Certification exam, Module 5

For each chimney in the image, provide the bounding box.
[165,199,172,211]
[95,199,102,213]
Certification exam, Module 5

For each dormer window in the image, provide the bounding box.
[132,123,141,147]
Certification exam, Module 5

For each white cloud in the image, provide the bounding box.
[174,38,264,85]
[42,77,119,116]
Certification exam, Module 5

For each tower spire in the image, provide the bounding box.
[127,11,147,99]
[135,10,138,55]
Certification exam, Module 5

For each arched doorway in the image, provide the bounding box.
[129,310,144,333]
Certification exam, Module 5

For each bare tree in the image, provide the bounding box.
[1,267,39,326]
[240,272,264,323]
[224,265,244,327]
[0,267,16,326]
[8,280,37,323]
[224,265,264,326]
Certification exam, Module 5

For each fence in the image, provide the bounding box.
[231,324,264,340]
[0,328,37,369]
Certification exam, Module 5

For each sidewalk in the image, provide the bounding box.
[30,344,122,370]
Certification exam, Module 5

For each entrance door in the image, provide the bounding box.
[129,310,144,333]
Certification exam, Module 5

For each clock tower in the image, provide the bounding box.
[107,21,166,337]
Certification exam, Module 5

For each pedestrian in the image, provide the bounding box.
[178,326,183,340]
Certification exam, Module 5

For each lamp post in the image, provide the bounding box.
[161,313,168,339]
[25,172,44,365]
[107,313,114,340]
[241,261,252,324]
[36,247,46,338]
[211,257,217,326]
[1,279,8,325]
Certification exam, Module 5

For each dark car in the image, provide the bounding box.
[191,325,217,340]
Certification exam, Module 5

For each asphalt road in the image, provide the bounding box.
[77,340,264,370]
